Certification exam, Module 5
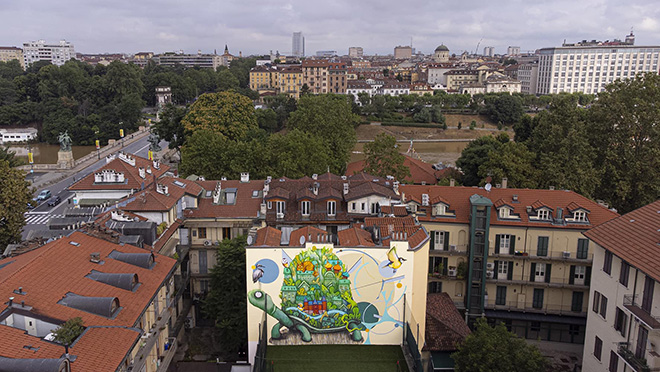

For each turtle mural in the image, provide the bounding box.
[248,246,365,343]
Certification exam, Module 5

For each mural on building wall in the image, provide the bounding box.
[248,244,410,345]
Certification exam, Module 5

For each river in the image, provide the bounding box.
[10,144,97,164]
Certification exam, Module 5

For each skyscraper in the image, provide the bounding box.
[292,32,305,58]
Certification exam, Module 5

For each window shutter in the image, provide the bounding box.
[530,263,536,282]
[569,265,575,285]
[508,262,514,280]
[509,235,516,255]
[444,232,450,251]
[495,235,501,254]
[493,260,499,278]
[429,232,435,250]
[585,266,592,286]
[545,264,552,283]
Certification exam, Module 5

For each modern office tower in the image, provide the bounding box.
[292,32,305,58]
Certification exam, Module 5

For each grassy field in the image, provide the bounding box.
[264,344,409,372]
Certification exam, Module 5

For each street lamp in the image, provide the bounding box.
[95,130,100,160]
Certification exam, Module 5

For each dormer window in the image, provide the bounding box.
[498,207,512,219]
[435,204,447,216]
[327,201,336,216]
[537,209,550,220]
[301,201,310,216]
[573,211,587,222]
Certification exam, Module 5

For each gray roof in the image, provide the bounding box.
[435,45,449,52]
[58,293,119,318]
[86,270,138,291]
[0,357,68,372]
[108,250,155,269]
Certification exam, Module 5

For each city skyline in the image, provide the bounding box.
[2,0,660,56]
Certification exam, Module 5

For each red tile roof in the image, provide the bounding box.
[124,177,203,212]
[380,205,408,217]
[289,226,328,246]
[423,293,471,351]
[583,199,660,282]
[400,185,619,230]
[0,231,176,371]
[69,154,170,191]
[337,227,375,247]
[254,226,282,247]
[0,325,65,359]
[185,180,265,219]
[345,154,455,185]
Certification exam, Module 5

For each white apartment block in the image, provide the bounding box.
[348,47,364,58]
[507,46,521,56]
[518,63,539,95]
[536,45,660,95]
[23,40,75,67]
[582,200,660,372]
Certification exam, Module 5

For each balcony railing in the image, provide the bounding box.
[624,295,660,329]
[484,299,587,317]
[156,337,178,372]
[129,302,174,372]
[617,342,658,372]
[429,245,468,255]
[485,275,590,290]
[489,251,593,262]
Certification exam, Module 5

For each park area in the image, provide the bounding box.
[264,345,410,372]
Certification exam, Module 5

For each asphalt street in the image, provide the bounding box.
[21,137,168,239]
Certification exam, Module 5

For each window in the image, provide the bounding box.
[537,209,550,220]
[614,307,627,337]
[276,201,286,216]
[361,202,366,211]
[619,261,630,287]
[535,263,547,282]
[603,251,613,274]
[432,231,446,250]
[636,326,648,359]
[609,350,619,372]
[573,265,586,285]
[593,291,601,313]
[572,292,584,312]
[537,236,549,256]
[600,295,608,319]
[351,202,356,211]
[497,261,508,279]
[532,288,544,309]
[594,336,603,361]
[496,286,507,306]
[498,207,511,218]
[301,201,310,216]
[198,227,207,239]
[428,281,442,294]
[573,211,587,222]
[327,201,336,216]
[222,227,231,240]
[498,234,512,253]
[577,239,589,259]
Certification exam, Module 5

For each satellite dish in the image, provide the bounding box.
[299,235,306,245]
[485,183,492,192]
[247,236,253,245]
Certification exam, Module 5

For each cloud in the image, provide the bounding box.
[1,0,660,55]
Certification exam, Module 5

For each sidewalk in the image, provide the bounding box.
[26,127,152,191]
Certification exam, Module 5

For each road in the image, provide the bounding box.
[22,136,168,239]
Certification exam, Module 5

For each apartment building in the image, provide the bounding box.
[328,61,348,93]
[395,46,413,60]
[292,32,305,58]
[349,47,364,58]
[23,40,75,67]
[536,35,660,94]
[0,46,24,69]
[518,63,539,94]
[249,65,278,92]
[153,52,223,69]
[399,184,619,353]
[278,65,303,98]
[0,232,178,372]
[582,200,660,372]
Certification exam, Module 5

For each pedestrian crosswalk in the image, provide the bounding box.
[24,214,64,225]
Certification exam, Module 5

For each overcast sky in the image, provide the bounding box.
[2,0,660,56]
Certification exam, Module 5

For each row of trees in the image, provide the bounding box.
[154,91,360,180]
[456,72,660,213]
[0,57,258,145]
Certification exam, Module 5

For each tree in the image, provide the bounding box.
[52,317,85,345]
[203,236,248,359]
[485,94,524,125]
[255,108,279,132]
[363,133,411,181]
[267,129,333,178]
[152,104,189,151]
[182,91,258,141]
[512,114,535,142]
[477,141,539,189]
[0,146,23,167]
[0,160,32,247]
[287,94,359,173]
[452,318,549,372]
[588,72,660,213]
[456,134,509,186]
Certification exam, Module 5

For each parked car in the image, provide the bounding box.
[35,190,52,201]
[47,195,62,207]
[27,201,36,210]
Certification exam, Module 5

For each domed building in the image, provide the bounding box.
[433,44,450,63]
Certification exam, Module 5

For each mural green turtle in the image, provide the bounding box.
[248,246,365,343]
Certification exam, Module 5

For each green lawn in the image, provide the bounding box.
[265,344,409,372]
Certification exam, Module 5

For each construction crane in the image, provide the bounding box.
[475,37,483,55]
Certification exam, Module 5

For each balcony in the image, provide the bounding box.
[489,251,593,263]
[624,295,660,330]
[129,303,174,372]
[484,299,587,317]
[486,276,589,290]
[429,245,468,256]
[617,342,659,372]
[156,337,178,372]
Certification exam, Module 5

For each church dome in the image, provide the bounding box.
[435,45,449,52]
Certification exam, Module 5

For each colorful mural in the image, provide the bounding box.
[248,246,365,343]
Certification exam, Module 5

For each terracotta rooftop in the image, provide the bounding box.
[124,176,203,212]
[400,185,619,229]
[380,205,408,217]
[423,293,471,352]
[185,179,265,219]
[345,154,455,185]
[253,226,282,247]
[583,199,660,282]
[289,226,329,246]
[0,231,176,371]
[337,227,375,247]
[69,154,170,191]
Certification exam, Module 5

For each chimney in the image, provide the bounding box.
[8,297,13,307]
[260,203,267,216]
[241,172,250,183]
[556,207,563,220]
[393,181,400,194]
[138,167,146,179]
[343,183,349,195]
[312,174,318,180]
[213,182,222,204]
[90,252,101,263]
[449,178,455,187]
[313,182,319,195]
[549,186,555,190]
[501,178,508,189]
